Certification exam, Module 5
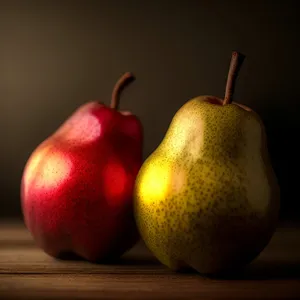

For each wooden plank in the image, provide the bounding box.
[1,274,300,300]
[1,225,299,275]
[0,222,300,299]
[0,221,32,246]
[0,244,167,275]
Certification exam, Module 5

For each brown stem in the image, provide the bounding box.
[111,72,135,110]
[223,51,245,105]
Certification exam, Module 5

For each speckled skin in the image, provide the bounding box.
[21,102,143,262]
[134,96,280,274]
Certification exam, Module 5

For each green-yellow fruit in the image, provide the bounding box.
[134,52,280,275]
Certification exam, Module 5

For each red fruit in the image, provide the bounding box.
[21,73,143,262]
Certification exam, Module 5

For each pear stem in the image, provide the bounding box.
[111,72,135,110]
[223,51,245,105]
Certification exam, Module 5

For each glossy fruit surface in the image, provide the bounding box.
[134,53,280,274]
[22,73,143,261]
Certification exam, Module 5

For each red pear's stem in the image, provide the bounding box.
[111,72,135,110]
[223,51,245,105]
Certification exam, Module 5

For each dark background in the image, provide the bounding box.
[0,0,299,220]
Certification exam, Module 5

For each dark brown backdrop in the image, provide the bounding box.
[0,0,299,219]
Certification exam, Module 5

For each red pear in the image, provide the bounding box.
[21,73,143,262]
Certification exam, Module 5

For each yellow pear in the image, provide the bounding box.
[134,52,280,275]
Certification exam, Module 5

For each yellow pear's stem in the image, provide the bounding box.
[111,72,135,110]
[223,51,245,105]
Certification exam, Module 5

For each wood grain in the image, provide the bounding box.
[0,221,300,299]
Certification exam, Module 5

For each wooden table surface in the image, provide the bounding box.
[0,221,300,299]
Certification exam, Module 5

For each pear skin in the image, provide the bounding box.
[21,73,143,262]
[134,52,280,275]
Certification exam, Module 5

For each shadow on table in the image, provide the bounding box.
[55,240,300,279]
[56,253,162,266]
[239,260,300,280]
[192,259,300,280]
[56,253,300,280]
[56,241,162,266]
